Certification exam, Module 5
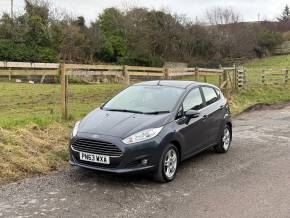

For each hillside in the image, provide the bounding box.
[244,54,290,68]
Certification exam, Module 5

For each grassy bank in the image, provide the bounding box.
[0,123,68,183]
[244,54,290,68]
[230,85,290,114]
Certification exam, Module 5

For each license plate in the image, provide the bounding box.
[79,152,110,165]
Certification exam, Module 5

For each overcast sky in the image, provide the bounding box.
[0,0,289,23]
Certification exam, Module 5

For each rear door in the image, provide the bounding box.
[176,87,207,156]
[200,86,224,146]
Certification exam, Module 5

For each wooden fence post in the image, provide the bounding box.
[233,64,238,91]
[220,65,227,82]
[40,75,46,83]
[195,67,199,81]
[222,66,228,95]
[60,63,68,120]
[219,74,222,87]
[164,68,170,80]
[219,64,223,89]
[8,68,11,81]
[285,69,288,83]
[123,65,130,86]
[223,70,228,83]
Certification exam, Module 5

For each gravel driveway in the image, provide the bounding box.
[1,104,290,218]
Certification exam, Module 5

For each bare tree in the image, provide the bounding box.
[206,7,240,25]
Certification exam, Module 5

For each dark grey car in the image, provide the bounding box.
[69,80,232,182]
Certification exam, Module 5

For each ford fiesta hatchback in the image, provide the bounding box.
[69,80,232,182]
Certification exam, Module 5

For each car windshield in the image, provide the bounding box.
[102,85,184,114]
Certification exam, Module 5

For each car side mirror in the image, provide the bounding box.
[185,110,200,119]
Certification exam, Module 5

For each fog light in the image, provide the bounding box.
[141,159,148,166]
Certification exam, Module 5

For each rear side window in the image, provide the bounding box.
[183,88,204,111]
[202,87,219,106]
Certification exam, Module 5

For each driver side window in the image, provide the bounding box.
[183,88,204,112]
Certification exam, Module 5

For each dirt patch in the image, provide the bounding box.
[237,101,290,115]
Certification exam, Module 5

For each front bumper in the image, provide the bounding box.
[69,132,164,174]
[69,159,155,174]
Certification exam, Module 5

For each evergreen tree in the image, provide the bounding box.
[277,5,290,22]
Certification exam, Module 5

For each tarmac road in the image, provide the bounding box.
[1,104,290,218]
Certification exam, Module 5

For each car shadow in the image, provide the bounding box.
[69,165,154,186]
[179,147,215,168]
[68,147,216,186]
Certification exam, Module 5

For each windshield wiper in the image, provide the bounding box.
[144,111,170,115]
[104,109,144,114]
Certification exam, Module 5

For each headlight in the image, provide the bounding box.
[122,127,163,144]
[72,121,80,137]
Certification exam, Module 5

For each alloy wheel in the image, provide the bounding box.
[163,149,178,179]
[222,128,231,151]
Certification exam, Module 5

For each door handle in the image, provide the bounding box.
[202,115,208,120]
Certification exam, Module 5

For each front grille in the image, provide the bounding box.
[71,138,122,157]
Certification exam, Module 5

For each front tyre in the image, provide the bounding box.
[154,144,179,183]
[214,125,232,153]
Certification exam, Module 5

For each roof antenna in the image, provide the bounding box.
[157,80,161,85]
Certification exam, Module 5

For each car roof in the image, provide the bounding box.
[134,80,216,89]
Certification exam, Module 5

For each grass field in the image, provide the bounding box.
[244,54,290,68]
[1,56,290,183]
[0,76,220,129]
[0,82,124,129]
